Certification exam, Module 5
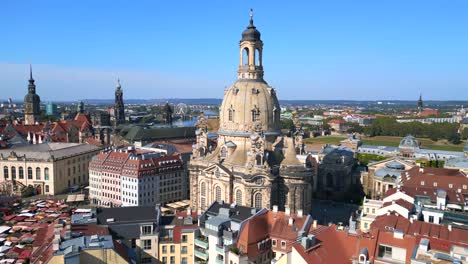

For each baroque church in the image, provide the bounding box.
[189,12,313,214]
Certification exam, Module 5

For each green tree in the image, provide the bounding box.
[461,128,468,140]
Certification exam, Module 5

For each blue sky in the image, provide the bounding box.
[1,0,467,101]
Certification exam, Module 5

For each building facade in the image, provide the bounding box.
[89,147,188,207]
[0,142,99,195]
[358,135,465,161]
[360,157,416,199]
[189,12,313,215]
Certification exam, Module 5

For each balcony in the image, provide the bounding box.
[195,237,209,248]
[195,250,208,260]
[216,244,225,254]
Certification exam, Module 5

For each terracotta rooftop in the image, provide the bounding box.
[401,166,467,192]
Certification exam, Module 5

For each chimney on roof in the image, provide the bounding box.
[273,205,278,213]
[285,208,290,216]
[298,210,303,218]
[419,167,424,173]
[313,220,317,229]
[288,217,294,226]
[251,208,257,215]
[448,225,452,232]
[187,208,192,216]
[410,218,414,224]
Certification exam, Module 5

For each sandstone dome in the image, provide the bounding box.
[218,79,281,135]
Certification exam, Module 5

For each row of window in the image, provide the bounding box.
[160,256,186,264]
[227,108,278,122]
[420,180,467,190]
[200,182,263,208]
[3,166,49,181]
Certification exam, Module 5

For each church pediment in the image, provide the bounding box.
[203,164,232,177]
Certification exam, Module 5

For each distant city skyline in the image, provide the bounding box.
[1,1,468,101]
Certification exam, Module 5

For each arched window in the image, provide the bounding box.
[201,182,206,197]
[215,186,222,202]
[11,166,16,180]
[242,48,249,66]
[254,193,262,209]
[256,155,262,165]
[236,190,242,205]
[44,168,49,181]
[3,166,8,179]
[255,48,260,66]
[201,197,206,210]
[36,167,41,180]
[27,167,33,179]
[228,109,235,122]
[18,167,24,179]
[251,109,260,122]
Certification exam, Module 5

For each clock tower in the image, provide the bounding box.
[24,65,41,125]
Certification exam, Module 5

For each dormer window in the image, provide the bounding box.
[252,108,260,122]
[421,181,425,186]
[433,182,437,187]
[228,107,235,122]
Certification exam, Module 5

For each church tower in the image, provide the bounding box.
[189,10,313,215]
[163,102,173,125]
[114,79,125,125]
[417,94,423,113]
[24,65,41,125]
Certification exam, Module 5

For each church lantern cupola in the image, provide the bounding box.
[238,9,264,81]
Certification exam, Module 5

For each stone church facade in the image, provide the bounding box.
[189,12,314,214]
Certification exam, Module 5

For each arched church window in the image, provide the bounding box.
[254,193,262,209]
[36,167,41,180]
[228,108,235,122]
[27,167,32,179]
[11,166,16,180]
[215,186,222,202]
[201,197,206,210]
[242,48,249,66]
[273,107,278,123]
[200,181,206,196]
[44,168,50,181]
[255,48,260,66]
[3,166,8,179]
[236,189,242,205]
[252,109,260,122]
[19,167,24,179]
[256,154,262,165]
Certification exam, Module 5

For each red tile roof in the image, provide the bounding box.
[71,224,109,236]
[237,211,271,258]
[371,214,468,245]
[382,199,414,211]
[385,185,465,205]
[401,166,468,192]
[293,225,379,264]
